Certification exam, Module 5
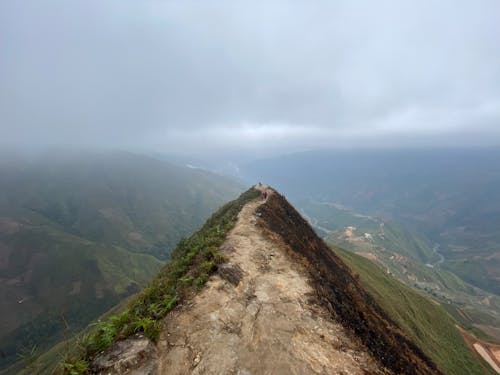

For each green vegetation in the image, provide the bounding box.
[56,187,260,374]
[333,245,486,375]
[379,222,437,263]
[245,149,500,297]
[445,257,500,296]
[0,226,161,372]
[0,151,243,372]
[302,200,500,341]
[301,200,437,263]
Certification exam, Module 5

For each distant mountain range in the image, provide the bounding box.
[2,148,499,374]
[0,151,243,370]
[299,200,500,343]
[242,149,500,296]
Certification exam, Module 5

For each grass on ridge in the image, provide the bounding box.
[333,245,486,375]
[57,187,260,375]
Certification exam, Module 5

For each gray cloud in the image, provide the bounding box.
[1,0,499,155]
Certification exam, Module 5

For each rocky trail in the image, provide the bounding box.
[93,187,388,374]
[151,187,385,374]
[92,186,445,374]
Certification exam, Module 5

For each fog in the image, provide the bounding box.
[1,1,500,157]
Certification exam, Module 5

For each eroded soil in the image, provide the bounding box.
[457,325,500,374]
[154,189,386,374]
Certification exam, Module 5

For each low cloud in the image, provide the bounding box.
[1,0,499,155]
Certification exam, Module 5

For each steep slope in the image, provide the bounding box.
[0,151,243,258]
[51,186,476,375]
[334,247,488,375]
[300,200,437,263]
[242,149,500,295]
[300,200,500,341]
[0,151,243,371]
[152,188,382,374]
[23,188,263,375]
[258,190,440,374]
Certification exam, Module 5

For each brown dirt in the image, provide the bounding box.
[473,344,500,374]
[154,188,387,374]
[258,191,440,374]
[494,349,500,363]
[457,325,500,374]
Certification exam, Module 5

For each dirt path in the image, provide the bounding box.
[154,189,385,374]
[473,343,500,374]
[457,325,500,374]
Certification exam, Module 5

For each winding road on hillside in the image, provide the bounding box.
[431,244,445,267]
[301,208,447,270]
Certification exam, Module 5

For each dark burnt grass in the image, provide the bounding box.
[258,191,442,375]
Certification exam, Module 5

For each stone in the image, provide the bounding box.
[90,333,158,375]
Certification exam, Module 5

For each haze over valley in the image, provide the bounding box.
[1,1,500,374]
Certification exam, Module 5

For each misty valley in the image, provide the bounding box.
[2,1,500,373]
[0,149,499,374]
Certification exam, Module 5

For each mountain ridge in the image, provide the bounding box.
[58,186,487,374]
[25,185,488,374]
[241,149,500,296]
[258,189,439,374]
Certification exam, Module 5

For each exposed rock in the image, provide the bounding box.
[90,186,440,374]
[218,263,244,285]
[90,333,158,375]
[153,190,386,374]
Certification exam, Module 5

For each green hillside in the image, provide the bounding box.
[301,200,500,341]
[0,151,243,371]
[0,151,243,258]
[11,185,490,374]
[300,200,437,263]
[243,149,500,296]
[333,246,486,375]
[19,187,260,375]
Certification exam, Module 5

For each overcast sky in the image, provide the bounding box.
[1,1,499,157]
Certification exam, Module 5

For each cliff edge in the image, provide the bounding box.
[88,186,440,375]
